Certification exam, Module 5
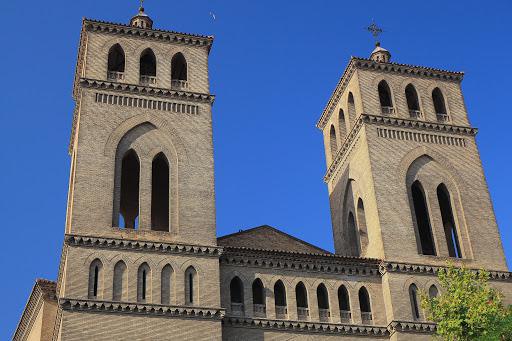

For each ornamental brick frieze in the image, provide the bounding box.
[65,234,223,257]
[223,317,389,337]
[60,298,224,320]
[79,78,214,103]
[221,247,380,276]
[387,320,436,335]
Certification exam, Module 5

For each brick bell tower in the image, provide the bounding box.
[55,5,224,340]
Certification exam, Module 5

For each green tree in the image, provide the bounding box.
[421,264,512,340]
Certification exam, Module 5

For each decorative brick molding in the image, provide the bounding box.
[387,320,436,335]
[223,316,389,337]
[79,78,214,103]
[221,246,380,276]
[65,234,223,257]
[377,127,467,147]
[60,298,224,320]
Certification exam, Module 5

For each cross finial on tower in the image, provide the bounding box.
[139,0,144,9]
[367,20,383,45]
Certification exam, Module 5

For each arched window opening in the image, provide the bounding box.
[357,199,369,255]
[295,282,309,320]
[140,48,156,85]
[151,153,170,232]
[230,276,244,315]
[185,266,197,305]
[411,181,436,255]
[171,52,188,89]
[119,150,140,229]
[409,284,420,320]
[274,280,287,318]
[405,84,422,119]
[432,88,449,122]
[317,284,330,322]
[107,44,125,81]
[338,109,347,141]
[161,264,173,305]
[378,80,394,115]
[358,287,372,324]
[437,184,462,258]
[347,212,360,257]
[429,285,439,299]
[252,279,266,316]
[137,263,150,302]
[88,259,102,299]
[112,261,127,301]
[329,125,338,159]
[347,92,356,126]
[338,285,351,322]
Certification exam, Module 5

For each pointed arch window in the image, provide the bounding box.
[329,125,338,159]
[338,109,347,141]
[347,92,356,126]
[338,285,351,322]
[185,266,197,305]
[161,264,173,305]
[151,153,170,232]
[432,88,449,122]
[409,284,420,320]
[107,44,125,81]
[295,282,309,320]
[137,263,150,302]
[411,180,436,255]
[428,285,439,299]
[119,150,140,229]
[112,260,127,301]
[405,84,422,119]
[230,277,244,315]
[252,279,266,317]
[437,184,462,258]
[88,259,102,299]
[378,80,394,115]
[274,280,287,318]
[317,283,330,322]
[357,199,369,255]
[140,48,157,85]
[171,52,188,89]
[358,287,372,324]
[347,212,360,257]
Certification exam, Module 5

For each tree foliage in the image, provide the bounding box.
[420,264,512,340]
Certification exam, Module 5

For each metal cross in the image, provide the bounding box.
[139,0,144,9]
[367,21,383,41]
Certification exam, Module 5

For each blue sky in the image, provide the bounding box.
[1,0,511,337]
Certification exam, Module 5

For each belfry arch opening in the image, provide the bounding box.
[405,84,421,118]
[140,48,156,77]
[357,198,368,255]
[108,44,125,74]
[338,109,347,140]
[151,153,170,232]
[411,180,436,255]
[378,80,393,114]
[119,150,140,229]
[347,211,360,257]
[347,92,356,125]
[171,52,188,81]
[437,184,462,258]
[329,125,338,158]
[432,88,448,121]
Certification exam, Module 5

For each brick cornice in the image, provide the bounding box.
[387,320,437,335]
[78,78,215,103]
[59,298,224,320]
[65,234,223,257]
[223,316,389,337]
[324,113,478,183]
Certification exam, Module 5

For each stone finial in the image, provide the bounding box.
[130,2,153,29]
[370,42,391,63]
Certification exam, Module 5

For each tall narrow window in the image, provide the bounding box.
[112,260,126,301]
[357,199,369,255]
[119,150,140,229]
[295,282,308,320]
[171,52,188,81]
[432,88,448,122]
[338,109,347,141]
[185,266,197,305]
[329,125,338,158]
[358,287,372,323]
[252,279,266,317]
[405,84,421,119]
[151,153,169,232]
[437,184,462,258]
[140,48,156,85]
[411,181,436,255]
[161,264,173,305]
[274,280,287,318]
[338,285,351,322]
[428,285,439,299]
[347,212,360,256]
[137,263,150,302]
[107,44,125,80]
[88,259,102,299]
[347,92,356,126]
[317,284,330,321]
[378,80,394,114]
[230,277,244,315]
[409,284,420,320]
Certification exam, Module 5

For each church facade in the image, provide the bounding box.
[14,6,512,341]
